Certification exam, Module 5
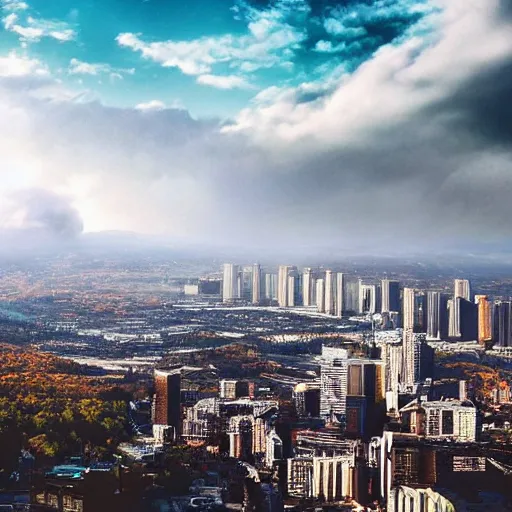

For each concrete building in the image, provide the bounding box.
[220,379,237,399]
[338,275,359,314]
[422,400,477,442]
[302,267,314,307]
[494,301,512,348]
[264,273,277,302]
[287,455,357,501]
[293,381,320,418]
[448,298,461,339]
[476,295,492,345]
[402,288,415,331]
[324,270,336,316]
[153,369,181,439]
[222,263,240,303]
[382,279,400,313]
[388,487,455,512]
[265,429,283,468]
[359,282,377,314]
[426,291,448,340]
[335,272,344,318]
[454,279,471,302]
[251,263,262,304]
[277,265,293,307]
[316,279,325,313]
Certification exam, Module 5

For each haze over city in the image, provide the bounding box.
[0,0,511,255]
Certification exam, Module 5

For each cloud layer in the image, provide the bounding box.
[0,0,512,256]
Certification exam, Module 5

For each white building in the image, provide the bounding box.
[252,263,261,304]
[422,400,477,442]
[316,279,325,313]
[388,486,455,512]
[302,268,314,307]
[454,278,471,302]
[222,263,239,303]
[324,270,335,315]
[287,455,356,501]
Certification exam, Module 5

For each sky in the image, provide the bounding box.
[0,0,511,255]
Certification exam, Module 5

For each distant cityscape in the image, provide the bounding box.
[1,255,512,511]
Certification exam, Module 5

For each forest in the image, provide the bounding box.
[0,344,132,481]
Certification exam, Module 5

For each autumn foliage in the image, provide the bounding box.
[0,344,130,472]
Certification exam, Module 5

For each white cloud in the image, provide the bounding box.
[2,12,16,28]
[68,58,135,78]
[116,0,308,79]
[135,100,166,111]
[196,74,252,90]
[314,40,348,53]
[3,13,76,42]
[324,18,367,38]
[49,29,75,42]
[0,51,47,77]
[1,0,28,11]
[223,0,512,148]
[1,0,512,253]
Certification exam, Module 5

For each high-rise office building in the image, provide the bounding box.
[240,265,253,301]
[302,268,314,307]
[324,270,335,315]
[454,279,471,302]
[448,298,460,339]
[414,292,427,332]
[459,297,478,341]
[401,329,415,388]
[476,295,492,345]
[278,265,300,307]
[359,282,377,314]
[252,263,262,304]
[402,288,415,331]
[335,272,344,318]
[154,369,181,439]
[381,280,400,313]
[277,265,291,307]
[316,279,325,313]
[494,301,512,348]
[222,263,240,303]
[343,276,360,314]
[264,273,277,301]
[426,291,448,340]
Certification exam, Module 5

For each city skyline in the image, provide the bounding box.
[0,0,511,254]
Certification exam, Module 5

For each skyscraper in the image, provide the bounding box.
[402,329,415,388]
[316,279,325,313]
[154,369,181,438]
[426,291,448,340]
[448,298,461,339]
[277,265,300,307]
[381,280,400,313]
[241,265,253,301]
[252,263,261,304]
[335,272,344,318]
[264,273,277,301]
[324,270,335,315]
[476,295,492,345]
[402,288,415,331]
[302,268,314,307]
[359,282,376,314]
[459,297,478,341]
[343,276,359,314]
[454,279,471,302]
[494,301,512,348]
[222,263,240,303]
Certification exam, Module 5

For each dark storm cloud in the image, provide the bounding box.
[12,189,84,238]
